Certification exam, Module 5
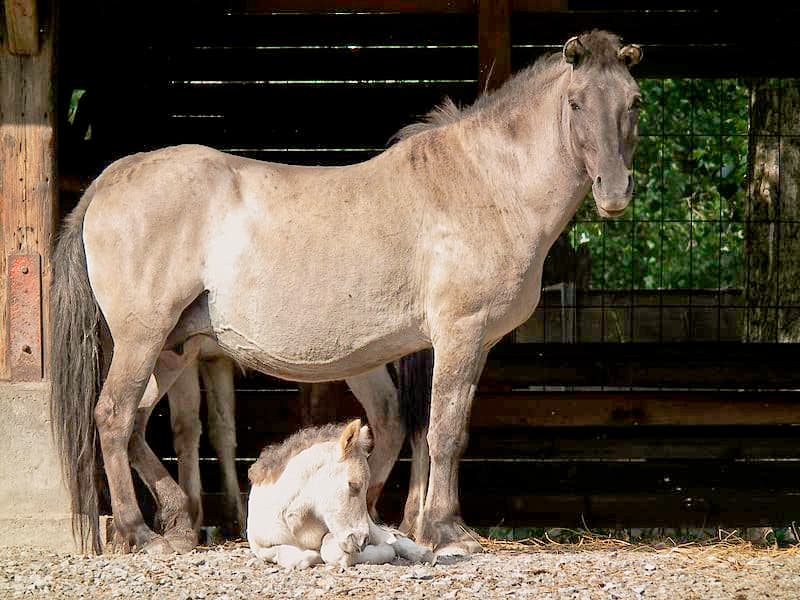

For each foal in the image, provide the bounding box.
[247,420,432,569]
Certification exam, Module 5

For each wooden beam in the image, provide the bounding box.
[234,0,565,13]
[4,0,39,55]
[472,391,800,427]
[479,0,511,92]
[0,1,56,380]
[235,0,477,13]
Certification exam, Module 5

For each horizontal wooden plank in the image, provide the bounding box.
[483,343,800,389]
[466,426,800,461]
[471,391,800,427]
[511,9,800,46]
[155,83,475,149]
[164,46,477,82]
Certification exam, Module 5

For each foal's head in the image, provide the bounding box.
[314,419,373,554]
[561,31,643,217]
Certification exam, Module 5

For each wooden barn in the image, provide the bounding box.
[3,0,800,550]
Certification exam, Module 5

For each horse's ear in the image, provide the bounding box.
[563,36,585,66]
[339,419,363,457]
[359,424,373,456]
[618,44,643,69]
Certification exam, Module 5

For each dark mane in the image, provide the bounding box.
[391,29,622,143]
[248,422,345,486]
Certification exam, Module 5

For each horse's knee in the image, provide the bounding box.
[172,413,202,453]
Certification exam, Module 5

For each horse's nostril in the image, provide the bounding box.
[595,175,602,187]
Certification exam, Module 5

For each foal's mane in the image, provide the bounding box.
[392,30,622,143]
[248,422,346,486]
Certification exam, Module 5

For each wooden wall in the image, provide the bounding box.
[56,2,800,530]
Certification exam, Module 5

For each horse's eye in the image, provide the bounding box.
[569,99,581,111]
[629,97,642,111]
[348,482,361,496]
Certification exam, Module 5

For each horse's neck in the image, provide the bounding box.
[459,79,590,253]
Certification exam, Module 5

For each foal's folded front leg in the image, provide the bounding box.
[252,544,323,569]
[321,533,396,566]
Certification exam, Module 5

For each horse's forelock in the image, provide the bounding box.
[572,30,624,69]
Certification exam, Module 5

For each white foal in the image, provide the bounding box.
[247,420,432,569]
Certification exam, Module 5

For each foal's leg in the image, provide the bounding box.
[251,544,323,570]
[345,365,405,518]
[167,358,203,532]
[129,348,201,553]
[202,357,244,538]
[417,317,488,555]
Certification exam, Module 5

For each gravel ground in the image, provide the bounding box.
[2,540,799,599]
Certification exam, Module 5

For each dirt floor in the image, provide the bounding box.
[2,539,800,599]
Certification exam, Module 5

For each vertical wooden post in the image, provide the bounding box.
[479,0,511,93]
[0,1,56,381]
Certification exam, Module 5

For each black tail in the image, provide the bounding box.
[399,349,434,439]
[49,183,103,553]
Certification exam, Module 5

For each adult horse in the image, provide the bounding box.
[50,30,642,555]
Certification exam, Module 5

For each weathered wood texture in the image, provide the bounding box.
[3,0,39,55]
[0,3,57,380]
[479,0,511,92]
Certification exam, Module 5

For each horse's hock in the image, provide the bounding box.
[0,383,75,550]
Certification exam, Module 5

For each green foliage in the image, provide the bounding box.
[571,79,749,290]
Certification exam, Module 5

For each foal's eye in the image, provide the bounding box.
[569,99,581,111]
[348,482,361,496]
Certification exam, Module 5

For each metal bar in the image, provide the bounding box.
[7,254,42,381]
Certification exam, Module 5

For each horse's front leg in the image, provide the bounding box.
[345,365,404,518]
[417,315,488,556]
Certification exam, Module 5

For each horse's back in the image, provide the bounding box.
[81,144,427,377]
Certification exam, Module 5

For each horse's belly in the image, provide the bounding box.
[210,296,422,382]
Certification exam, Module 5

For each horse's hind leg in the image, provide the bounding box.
[129,346,203,553]
[94,337,175,553]
[167,358,204,532]
[202,357,244,538]
[346,365,404,519]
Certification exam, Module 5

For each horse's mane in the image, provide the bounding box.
[392,30,622,143]
[248,422,346,486]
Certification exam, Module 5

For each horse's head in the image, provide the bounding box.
[316,419,373,555]
[562,31,643,218]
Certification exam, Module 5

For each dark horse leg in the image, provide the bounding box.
[346,366,406,519]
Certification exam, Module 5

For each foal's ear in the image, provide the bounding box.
[563,36,585,66]
[618,44,643,69]
[359,424,374,456]
[339,419,364,457]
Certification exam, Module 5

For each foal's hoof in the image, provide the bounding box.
[164,528,198,554]
[139,536,175,555]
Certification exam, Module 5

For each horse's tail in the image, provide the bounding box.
[398,349,434,440]
[49,183,103,553]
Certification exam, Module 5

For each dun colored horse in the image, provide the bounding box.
[50,31,641,554]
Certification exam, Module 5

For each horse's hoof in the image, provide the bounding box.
[435,538,483,557]
[418,518,483,556]
[164,529,198,554]
[139,536,175,555]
